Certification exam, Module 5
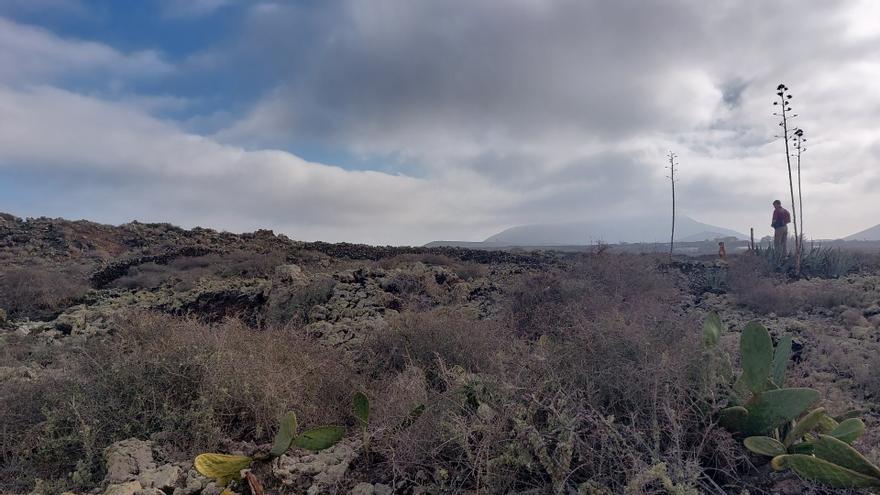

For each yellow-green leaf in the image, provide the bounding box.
[194,453,252,483]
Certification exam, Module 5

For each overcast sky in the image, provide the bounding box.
[1,0,878,245]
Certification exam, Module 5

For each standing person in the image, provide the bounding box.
[771,200,791,253]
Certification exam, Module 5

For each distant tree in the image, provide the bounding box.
[666,152,678,259]
[773,84,801,273]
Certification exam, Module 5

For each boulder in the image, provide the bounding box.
[139,463,182,490]
[104,439,155,483]
[103,481,143,495]
[273,439,359,495]
[275,264,308,283]
[103,438,185,494]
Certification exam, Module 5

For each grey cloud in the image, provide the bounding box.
[221,0,866,154]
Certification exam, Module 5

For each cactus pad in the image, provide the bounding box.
[738,387,820,436]
[354,392,370,426]
[293,426,346,451]
[783,407,825,447]
[829,418,866,444]
[740,322,773,394]
[771,454,880,488]
[771,335,792,386]
[270,412,298,457]
[813,435,880,479]
[744,436,786,457]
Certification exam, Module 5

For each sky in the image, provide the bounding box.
[1,0,879,245]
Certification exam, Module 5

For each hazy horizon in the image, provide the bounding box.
[1,1,879,244]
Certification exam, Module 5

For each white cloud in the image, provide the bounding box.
[160,0,235,18]
[0,85,519,244]
[0,17,173,84]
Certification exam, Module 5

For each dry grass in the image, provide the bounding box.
[0,312,356,492]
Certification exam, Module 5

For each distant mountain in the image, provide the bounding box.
[845,224,880,241]
[677,231,742,243]
[483,216,747,246]
[423,240,503,248]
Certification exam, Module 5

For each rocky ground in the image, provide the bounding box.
[2,214,879,494]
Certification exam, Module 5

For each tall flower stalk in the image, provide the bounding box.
[792,128,806,243]
[773,84,800,273]
[666,152,678,259]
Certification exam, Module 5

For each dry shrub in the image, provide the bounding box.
[370,310,510,380]
[0,312,355,492]
[729,255,865,315]
[0,264,90,318]
[797,280,863,310]
[377,254,488,282]
[452,261,488,281]
[111,261,175,290]
[377,253,455,270]
[109,250,288,291]
[381,271,427,297]
[826,340,880,400]
[509,254,677,338]
[360,256,742,493]
[265,276,336,325]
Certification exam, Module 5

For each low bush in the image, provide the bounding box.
[728,256,864,315]
[0,263,90,318]
[0,313,356,492]
[109,251,288,291]
[370,310,510,380]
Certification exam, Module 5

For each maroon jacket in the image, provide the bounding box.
[772,207,791,229]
